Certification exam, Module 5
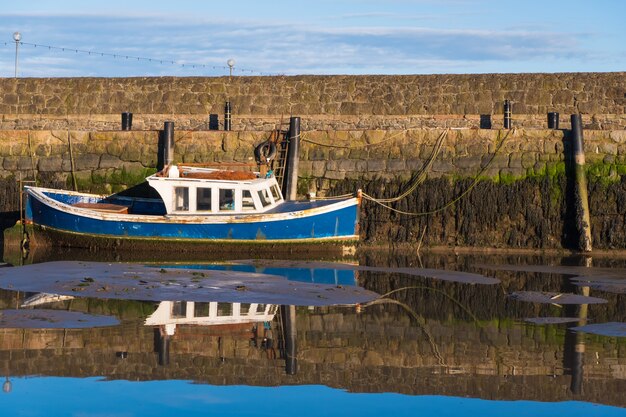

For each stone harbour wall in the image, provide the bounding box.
[0,73,624,130]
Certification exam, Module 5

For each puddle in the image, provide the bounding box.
[570,275,626,294]
[523,317,582,325]
[509,291,608,305]
[227,259,500,285]
[476,264,626,276]
[570,322,626,338]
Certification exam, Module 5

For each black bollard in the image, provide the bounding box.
[163,121,175,167]
[479,114,492,129]
[570,114,592,252]
[503,100,512,129]
[548,112,559,129]
[208,114,219,130]
[224,101,231,131]
[121,112,133,130]
[282,117,301,201]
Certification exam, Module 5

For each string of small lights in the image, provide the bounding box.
[2,39,274,76]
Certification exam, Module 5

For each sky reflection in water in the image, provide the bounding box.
[2,377,623,417]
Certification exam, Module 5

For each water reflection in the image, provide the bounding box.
[0,250,623,415]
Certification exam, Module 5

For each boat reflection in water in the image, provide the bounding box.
[146,300,299,373]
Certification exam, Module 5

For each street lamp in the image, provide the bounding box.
[227,58,235,78]
[13,31,21,78]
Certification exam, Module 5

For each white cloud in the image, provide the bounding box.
[0,13,616,76]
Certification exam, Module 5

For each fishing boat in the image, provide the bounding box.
[22,164,360,248]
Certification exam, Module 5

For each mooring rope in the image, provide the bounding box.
[303,129,449,201]
[361,128,513,216]
[362,129,449,204]
[362,297,446,365]
[301,128,420,149]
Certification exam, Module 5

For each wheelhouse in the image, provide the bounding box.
[146,165,284,215]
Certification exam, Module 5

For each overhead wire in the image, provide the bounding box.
[7,40,273,75]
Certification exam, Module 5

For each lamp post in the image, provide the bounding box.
[227,58,235,78]
[13,31,21,78]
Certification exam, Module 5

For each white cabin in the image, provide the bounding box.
[147,165,284,215]
[145,301,278,336]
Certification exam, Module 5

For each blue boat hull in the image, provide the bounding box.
[24,187,360,244]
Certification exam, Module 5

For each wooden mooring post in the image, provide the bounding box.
[570,114,592,252]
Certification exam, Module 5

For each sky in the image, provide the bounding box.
[0,0,625,77]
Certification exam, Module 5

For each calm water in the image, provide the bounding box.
[0,248,625,416]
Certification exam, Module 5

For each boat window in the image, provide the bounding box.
[270,184,282,202]
[240,303,251,315]
[171,301,187,318]
[193,302,211,317]
[219,188,235,211]
[173,187,189,211]
[217,302,232,317]
[196,188,212,211]
[258,188,272,207]
[242,189,255,211]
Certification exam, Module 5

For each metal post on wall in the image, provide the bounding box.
[503,100,512,129]
[282,116,301,201]
[121,112,133,130]
[224,101,232,131]
[547,112,559,129]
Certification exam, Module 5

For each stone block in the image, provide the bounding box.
[38,156,63,172]
[325,170,346,180]
[99,154,123,169]
[311,161,326,177]
[2,156,17,170]
[610,130,626,144]
[74,153,101,170]
[16,156,33,170]
[454,156,482,170]
[367,159,386,172]
[387,159,406,171]
[521,152,538,169]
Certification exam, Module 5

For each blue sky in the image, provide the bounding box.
[0,0,625,77]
